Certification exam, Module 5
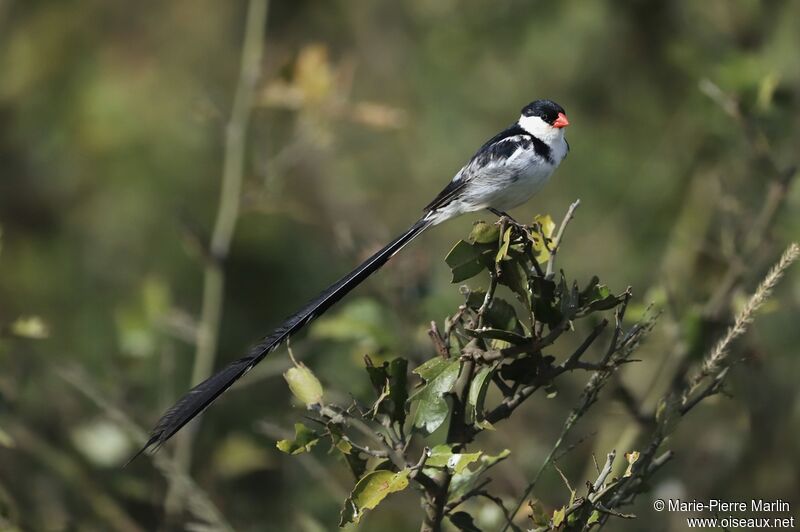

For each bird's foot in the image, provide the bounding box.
[488,208,524,229]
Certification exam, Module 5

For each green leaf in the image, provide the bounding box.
[445,240,486,283]
[498,258,531,308]
[535,214,556,239]
[595,284,611,299]
[499,353,540,382]
[10,316,49,339]
[276,423,320,455]
[469,221,500,244]
[466,294,522,333]
[334,437,352,454]
[464,328,527,346]
[552,506,566,527]
[624,450,640,478]
[339,469,411,525]
[475,419,495,431]
[579,276,601,303]
[413,356,454,380]
[531,277,561,327]
[577,282,624,314]
[409,358,461,434]
[587,510,601,526]
[426,444,482,473]
[450,449,511,497]
[465,290,486,309]
[330,428,369,480]
[467,365,494,423]
[495,227,512,263]
[587,294,623,312]
[450,511,482,531]
[284,363,324,406]
[365,357,408,425]
[585,284,616,308]
[529,499,549,527]
[531,214,556,262]
[558,275,578,319]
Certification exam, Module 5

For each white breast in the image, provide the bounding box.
[426,127,568,225]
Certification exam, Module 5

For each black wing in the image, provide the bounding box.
[424,123,532,213]
[423,178,468,213]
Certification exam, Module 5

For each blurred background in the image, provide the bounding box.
[1,0,798,530]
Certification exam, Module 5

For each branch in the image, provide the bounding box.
[500,296,653,532]
[680,368,728,416]
[591,450,616,493]
[314,404,407,469]
[408,447,439,493]
[564,319,608,367]
[545,199,580,279]
[485,320,611,431]
[428,321,449,358]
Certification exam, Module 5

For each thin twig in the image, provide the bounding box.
[500,299,654,532]
[553,463,575,494]
[477,270,499,328]
[680,368,729,415]
[315,404,407,469]
[545,199,580,279]
[428,321,449,357]
[565,319,608,367]
[591,451,616,493]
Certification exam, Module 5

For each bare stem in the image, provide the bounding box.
[545,199,580,278]
[166,0,269,516]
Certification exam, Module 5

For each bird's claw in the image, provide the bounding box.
[488,208,524,230]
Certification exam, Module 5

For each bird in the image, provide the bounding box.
[134,98,570,459]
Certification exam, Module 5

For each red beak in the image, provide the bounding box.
[553,112,570,129]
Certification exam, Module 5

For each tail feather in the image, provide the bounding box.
[133,217,432,459]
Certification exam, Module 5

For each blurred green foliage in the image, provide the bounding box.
[0,1,798,531]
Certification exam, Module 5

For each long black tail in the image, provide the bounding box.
[133,216,433,459]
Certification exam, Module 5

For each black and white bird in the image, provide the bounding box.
[135,99,570,458]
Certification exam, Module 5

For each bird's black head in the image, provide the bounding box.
[521,99,569,128]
